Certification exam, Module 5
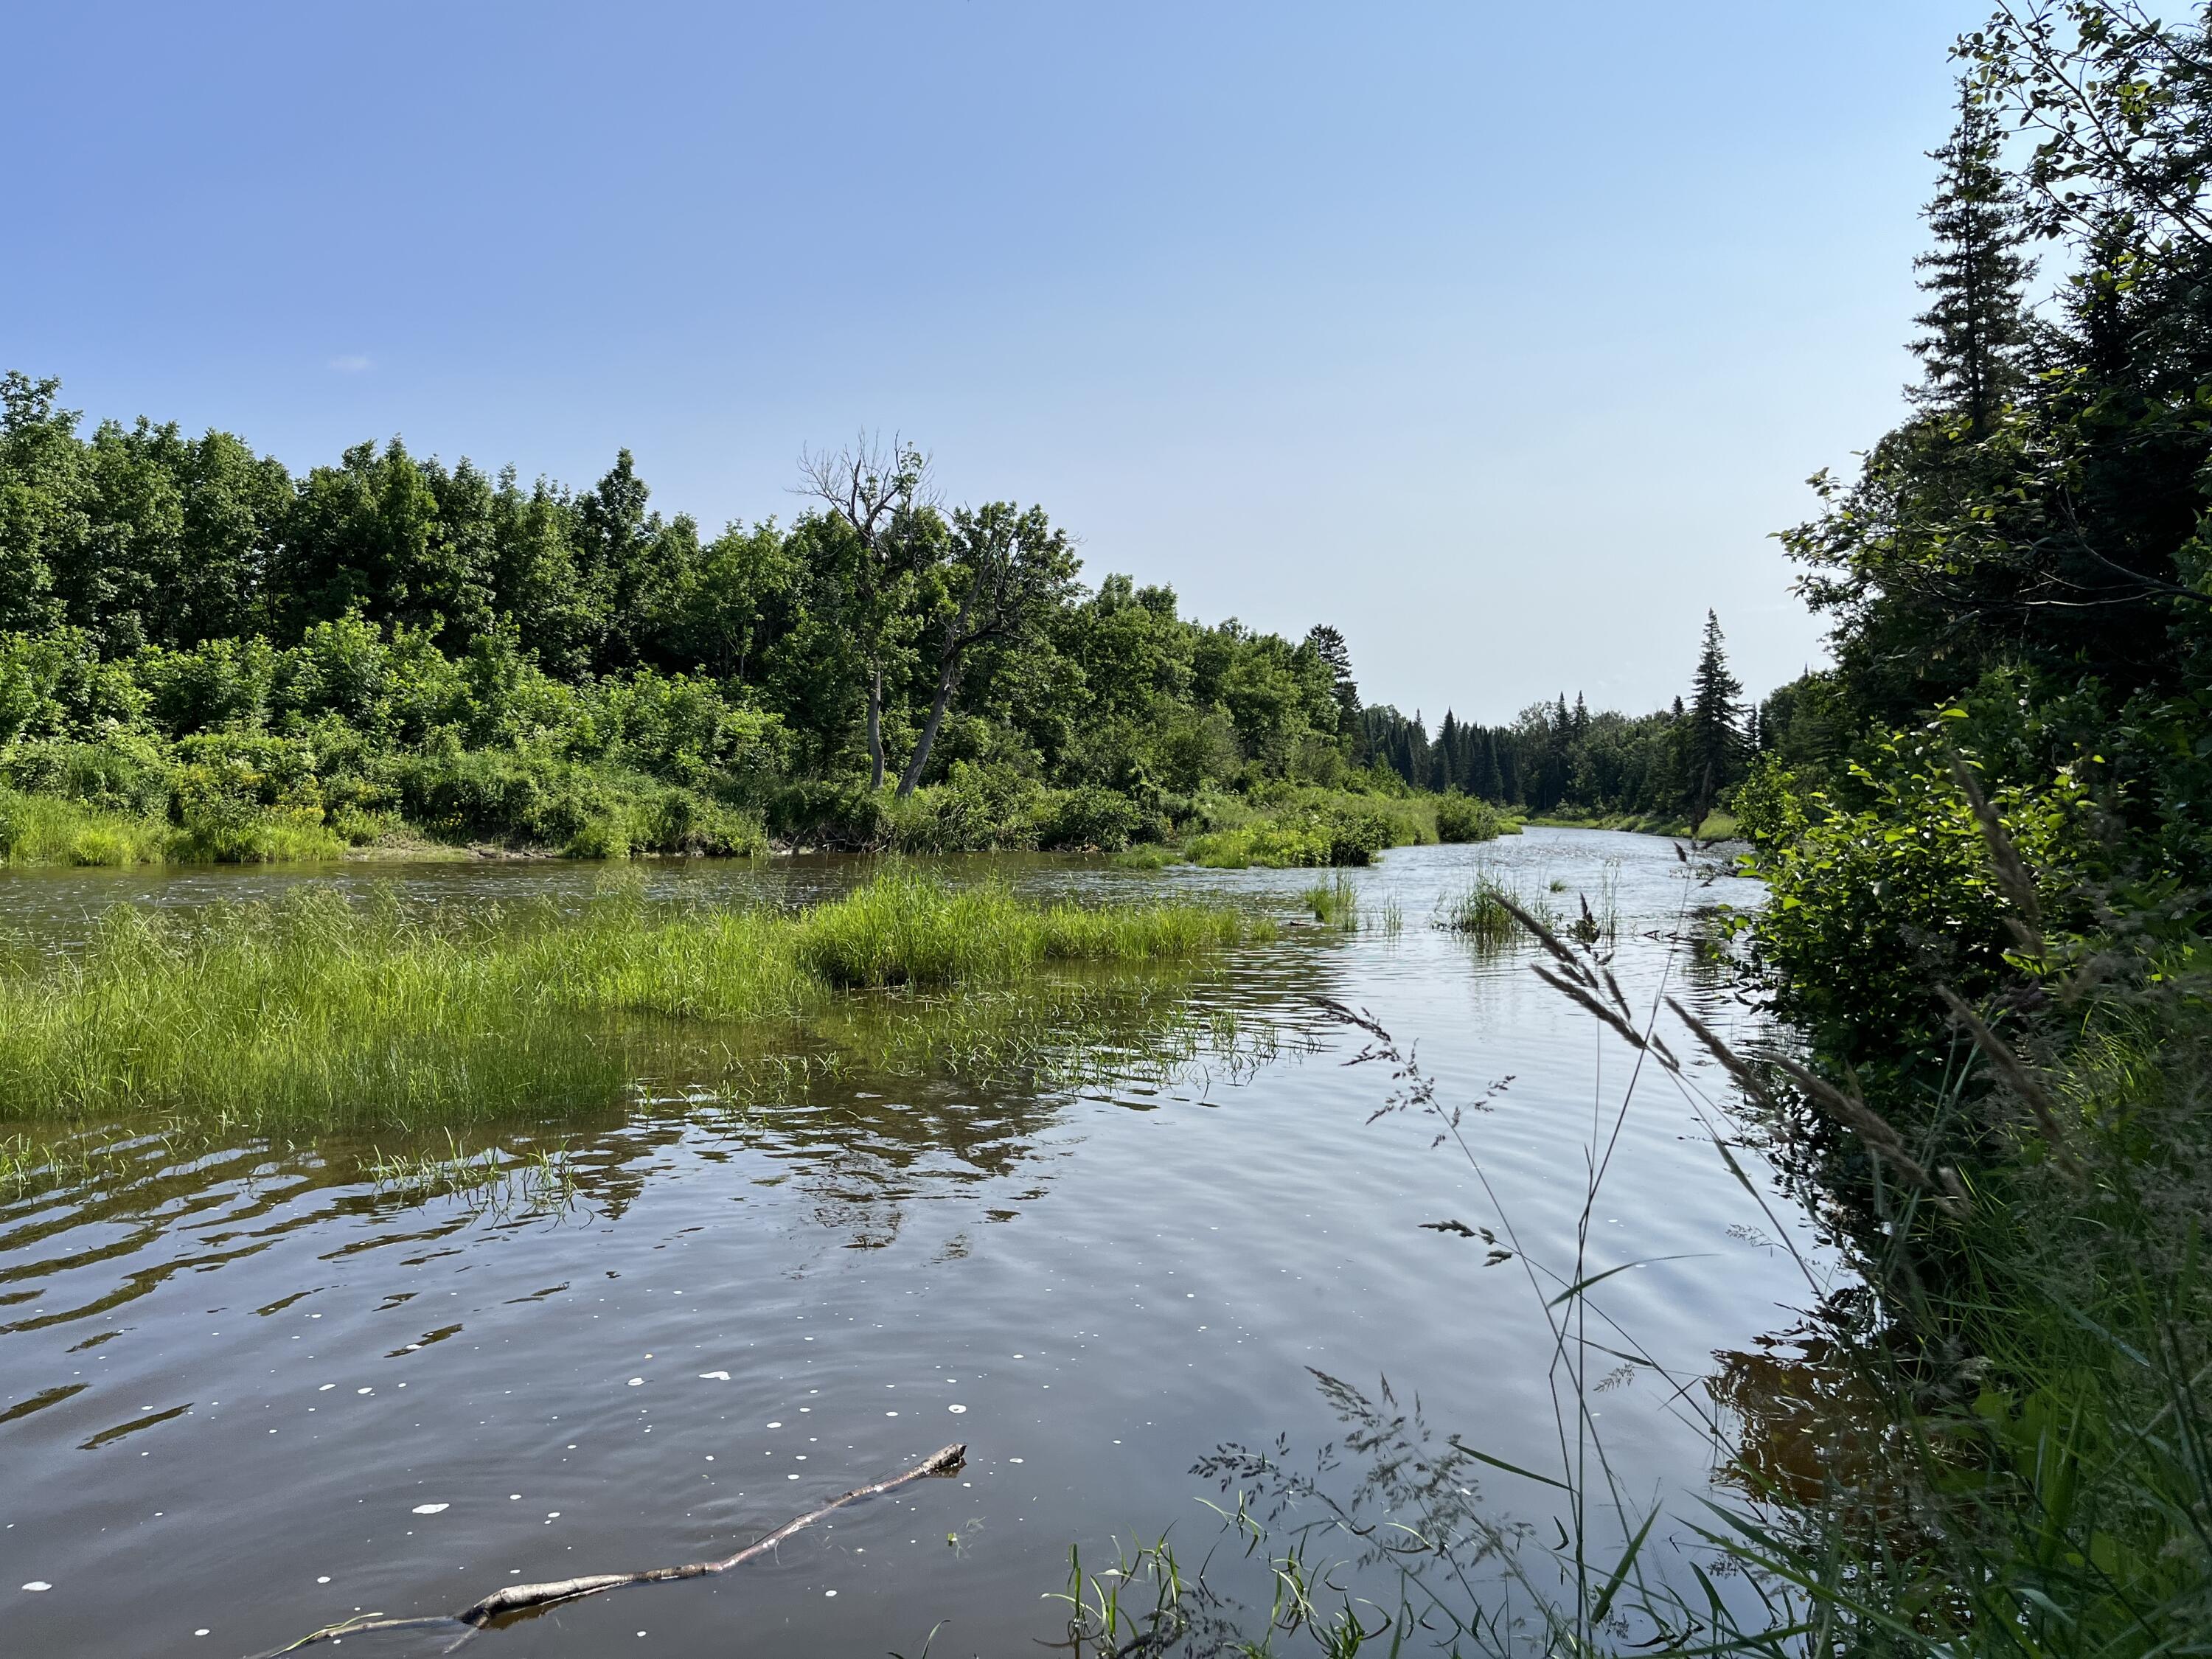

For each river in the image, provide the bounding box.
[0,828,1830,1657]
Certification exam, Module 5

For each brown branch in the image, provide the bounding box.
[243,1443,968,1658]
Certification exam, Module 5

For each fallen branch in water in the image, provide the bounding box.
[243,1441,967,1658]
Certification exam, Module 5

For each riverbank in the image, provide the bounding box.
[0,775,1519,872]
[1520,806,1737,839]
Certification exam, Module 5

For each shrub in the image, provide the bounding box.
[0,627,149,744]
[1745,723,2096,1056]
[633,790,767,857]
[766,778,885,848]
[1434,790,1508,843]
[1036,785,1155,852]
[170,806,345,864]
[1,736,173,818]
[880,763,1046,853]
[386,745,603,846]
[564,811,633,860]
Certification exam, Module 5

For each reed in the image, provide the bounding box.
[1436,873,1548,947]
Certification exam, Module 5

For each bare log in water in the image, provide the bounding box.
[243,1442,968,1658]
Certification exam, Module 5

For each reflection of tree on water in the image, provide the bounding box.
[1706,1301,1895,1513]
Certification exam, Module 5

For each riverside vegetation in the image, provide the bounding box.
[19,7,2212,1654]
[0,873,1267,1178]
[0,395,1539,869]
[1043,5,2212,1655]
[2,364,1846,872]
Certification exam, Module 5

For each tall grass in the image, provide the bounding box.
[1300,874,1361,930]
[0,785,346,865]
[0,873,1267,1136]
[0,788,174,866]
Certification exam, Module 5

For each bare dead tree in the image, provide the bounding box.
[795,434,935,790]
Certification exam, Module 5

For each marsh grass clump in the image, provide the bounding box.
[0,874,1267,1138]
[791,872,1253,989]
[0,788,175,866]
[1437,874,1549,948]
[1299,874,1360,930]
[0,784,349,866]
[1186,793,1434,869]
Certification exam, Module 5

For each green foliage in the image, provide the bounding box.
[1433,790,1515,843]
[1359,619,1747,824]
[0,876,1264,1131]
[1185,790,1433,868]
[1743,721,2094,1055]
[0,384,1402,861]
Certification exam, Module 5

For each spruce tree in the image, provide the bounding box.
[1910,86,2034,437]
[1304,624,1360,733]
[1682,611,1745,819]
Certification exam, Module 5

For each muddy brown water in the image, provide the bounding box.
[0,830,1829,1656]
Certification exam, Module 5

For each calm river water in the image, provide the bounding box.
[0,829,1829,1657]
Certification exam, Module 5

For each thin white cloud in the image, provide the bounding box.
[327,354,372,373]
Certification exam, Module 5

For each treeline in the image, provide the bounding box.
[0,388,1393,856]
[1683,8,2212,1649]
[1356,610,1761,824]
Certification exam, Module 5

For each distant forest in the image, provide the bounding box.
[0,375,1767,857]
[1359,609,1795,823]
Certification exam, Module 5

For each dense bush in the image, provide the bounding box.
[1741,725,2095,1057]
[1432,790,1512,843]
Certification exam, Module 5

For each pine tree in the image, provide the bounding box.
[1304,624,1360,733]
[1471,730,1502,801]
[1433,709,1460,792]
[1682,611,1745,819]
[1910,86,2034,437]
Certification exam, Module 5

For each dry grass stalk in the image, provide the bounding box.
[1936,984,2086,1181]
[1668,996,1967,1217]
[1947,749,2047,960]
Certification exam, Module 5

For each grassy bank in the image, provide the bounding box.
[1521,805,1736,839]
[0,785,349,866]
[0,874,1267,1140]
[0,763,1520,870]
[1180,787,1517,869]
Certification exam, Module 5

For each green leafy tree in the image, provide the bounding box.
[0,372,84,636]
[897,502,1077,796]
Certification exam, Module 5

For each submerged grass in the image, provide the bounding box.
[0,873,1267,1138]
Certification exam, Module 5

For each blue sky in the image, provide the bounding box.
[2,1,1989,723]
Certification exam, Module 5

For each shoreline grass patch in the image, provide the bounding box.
[0,873,1267,1137]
